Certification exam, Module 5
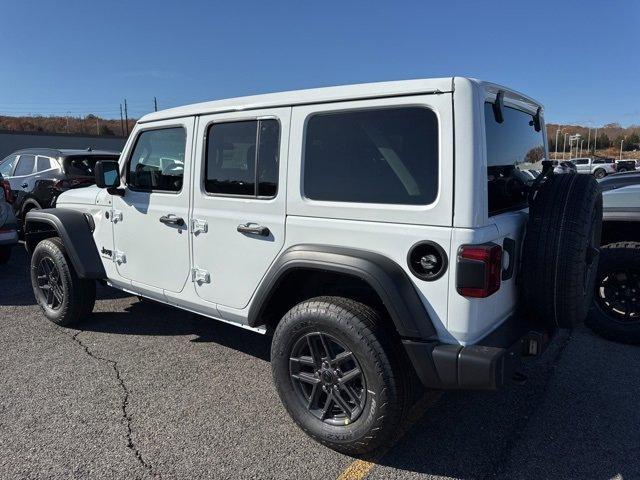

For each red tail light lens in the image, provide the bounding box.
[1,180,13,204]
[456,243,503,298]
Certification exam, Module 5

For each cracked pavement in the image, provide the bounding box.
[1,247,640,480]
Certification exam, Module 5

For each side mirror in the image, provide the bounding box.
[95,160,120,189]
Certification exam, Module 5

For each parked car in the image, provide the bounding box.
[586,175,640,344]
[615,159,637,172]
[24,78,601,454]
[553,160,577,174]
[0,148,120,226]
[0,173,18,264]
[573,157,616,178]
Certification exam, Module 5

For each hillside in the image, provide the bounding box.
[0,115,136,137]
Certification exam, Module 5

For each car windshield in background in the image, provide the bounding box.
[485,102,545,216]
[63,155,118,177]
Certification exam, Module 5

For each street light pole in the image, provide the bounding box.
[555,129,561,160]
[587,128,591,152]
[563,133,568,160]
[620,139,624,160]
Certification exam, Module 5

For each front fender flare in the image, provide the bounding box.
[248,245,437,340]
[25,208,106,279]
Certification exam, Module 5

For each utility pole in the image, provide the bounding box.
[119,104,125,136]
[154,97,158,112]
[124,99,129,136]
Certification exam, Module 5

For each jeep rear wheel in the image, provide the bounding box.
[523,173,602,329]
[30,237,96,326]
[271,296,412,455]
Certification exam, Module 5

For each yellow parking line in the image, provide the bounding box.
[336,391,443,480]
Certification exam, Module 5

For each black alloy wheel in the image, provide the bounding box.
[289,332,366,426]
[595,267,640,323]
[35,257,64,310]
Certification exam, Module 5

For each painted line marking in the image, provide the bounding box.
[336,391,443,480]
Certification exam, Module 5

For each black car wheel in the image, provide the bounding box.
[594,168,606,179]
[30,237,96,326]
[586,242,640,344]
[271,296,413,455]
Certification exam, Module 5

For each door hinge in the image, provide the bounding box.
[113,250,126,264]
[191,218,208,235]
[110,209,123,223]
[191,267,210,285]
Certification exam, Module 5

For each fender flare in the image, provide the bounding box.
[248,244,437,340]
[24,208,106,279]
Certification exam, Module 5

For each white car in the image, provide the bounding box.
[24,78,602,454]
[573,157,617,178]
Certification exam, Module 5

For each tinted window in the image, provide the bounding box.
[205,119,280,197]
[485,103,545,216]
[36,156,55,172]
[64,155,116,177]
[303,107,438,205]
[0,154,17,176]
[14,154,35,176]
[128,128,186,192]
[575,159,589,165]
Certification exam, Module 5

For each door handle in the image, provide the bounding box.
[237,223,270,237]
[159,214,185,227]
[21,182,28,188]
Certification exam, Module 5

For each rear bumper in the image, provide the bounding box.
[0,228,19,246]
[403,315,552,390]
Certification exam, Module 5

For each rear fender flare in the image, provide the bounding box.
[248,244,437,340]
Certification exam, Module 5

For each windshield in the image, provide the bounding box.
[485,102,546,216]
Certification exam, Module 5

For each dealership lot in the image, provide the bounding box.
[1,247,639,480]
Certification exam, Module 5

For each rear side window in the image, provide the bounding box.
[36,156,56,172]
[205,119,280,197]
[485,103,545,216]
[303,107,438,205]
[14,154,35,176]
[127,127,186,192]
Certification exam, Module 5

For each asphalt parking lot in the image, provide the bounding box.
[1,246,639,480]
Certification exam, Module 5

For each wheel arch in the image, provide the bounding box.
[24,208,106,279]
[248,244,437,340]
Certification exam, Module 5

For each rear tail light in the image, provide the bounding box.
[1,180,13,204]
[456,243,503,298]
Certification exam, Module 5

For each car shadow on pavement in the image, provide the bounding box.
[369,329,640,479]
[80,298,271,362]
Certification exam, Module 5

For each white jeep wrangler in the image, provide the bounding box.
[25,78,602,454]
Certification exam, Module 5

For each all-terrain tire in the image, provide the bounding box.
[585,242,640,344]
[0,245,11,265]
[271,296,413,455]
[523,174,602,329]
[30,237,96,326]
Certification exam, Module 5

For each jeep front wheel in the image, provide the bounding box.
[271,296,411,455]
[30,237,96,326]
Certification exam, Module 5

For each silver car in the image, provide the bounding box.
[573,157,617,179]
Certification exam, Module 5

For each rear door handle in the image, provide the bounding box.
[159,214,185,227]
[237,223,270,237]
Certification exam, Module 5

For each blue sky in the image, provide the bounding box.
[1,0,638,126]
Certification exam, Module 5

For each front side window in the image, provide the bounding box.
[14,154,36,176]
[485,102,545,216]
[205,119,280,197]
[303,107,439,205]
[0,154,17,176]
[127,127,186,192]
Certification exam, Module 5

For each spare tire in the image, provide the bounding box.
[522,173,602,329]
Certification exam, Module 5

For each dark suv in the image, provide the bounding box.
[0,148,120,225]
